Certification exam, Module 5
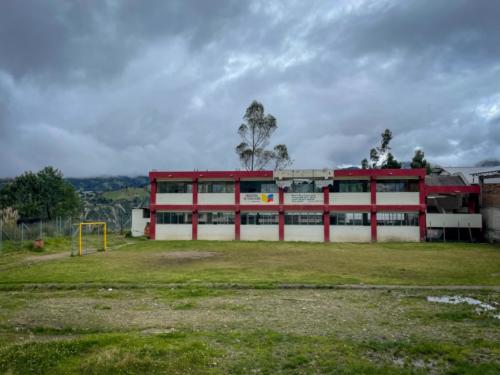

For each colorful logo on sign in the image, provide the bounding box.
[260,193,274,203]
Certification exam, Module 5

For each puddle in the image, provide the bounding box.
[427,295,499,319]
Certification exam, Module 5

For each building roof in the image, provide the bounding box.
[442,166,500,184]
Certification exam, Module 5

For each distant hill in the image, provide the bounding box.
[66,176,149,192]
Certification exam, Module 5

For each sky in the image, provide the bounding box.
[1,0,500,177]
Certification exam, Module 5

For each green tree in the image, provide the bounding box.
[0,166,81,220]
[411,149,431,173]
[362,129,401,169]
[236,100,292,170]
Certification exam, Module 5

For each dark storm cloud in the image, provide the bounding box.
[0,0,499,177]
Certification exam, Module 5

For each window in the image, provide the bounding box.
[157,212,192,224]
[331,180,369,193]
[198,212,235,225]
[285,181,323,193]
[198,181,234,193]
[376,212,419,226]
[285,213,323,225]
[142,208,150,219]
[376,180,419,192]
[241,212,279,225]
[240,180,278,193]
[330,212,370,225]
[157,181,193,193]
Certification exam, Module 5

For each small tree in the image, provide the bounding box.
[411,149,431,173]
[236,100,292,170]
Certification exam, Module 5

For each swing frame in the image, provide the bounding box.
[78,221,107,256]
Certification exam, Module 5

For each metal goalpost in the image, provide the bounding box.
[71,221,107,256]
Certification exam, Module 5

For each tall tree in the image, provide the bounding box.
[361,129,401,169]
[0,166,81,220]
[411,149,431,173]
[236,100,292,170]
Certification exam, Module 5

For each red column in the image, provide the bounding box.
[419,176,426,241]
[323,186,330,242]
[192,178,198,240]
[235,178,240,240]
[370,177,377,242]
[149,177,157,240]
[279,186,285,241]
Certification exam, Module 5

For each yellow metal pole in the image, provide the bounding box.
[79,223,82,256]
[104,223,107,252]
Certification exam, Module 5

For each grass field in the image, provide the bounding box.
[0,237,499,373]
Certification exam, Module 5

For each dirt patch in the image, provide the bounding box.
[153,251,218,263]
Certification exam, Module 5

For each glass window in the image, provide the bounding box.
[157,181,193,193]
[240,181,278,193]
[330,212,370,226]
[376,212,419,226]
[285,181,323,193]
[157,212,192,224]
[330,180,369,193]
[198,181,234,193]
[241,212,279,225]
[142,208,150,219]
[376,180,419,192]
[285,213,323,225]
[198,212,235,225]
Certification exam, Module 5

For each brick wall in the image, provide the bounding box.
[482,183,500,208]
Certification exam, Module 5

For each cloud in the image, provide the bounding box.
[0,0,499,177]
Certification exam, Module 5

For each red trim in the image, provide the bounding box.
[335,168,426,178]
[235,211,241,240]
[192,211,198,240]
[419,177,426,241]
[279,212,285,241]
[425,185,480,195]
[150,170,273,179]
[192,178,198,205]
[149,178,157,240]
[376,205,422,211]
[323,187,330,242]
[370,177,377,242]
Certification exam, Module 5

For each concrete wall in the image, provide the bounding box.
[284,225,324,242]
[284,193,324,205]
[426,213,482,228]
[240,226,279,241]
[131,209,150,237]
[156,224,192,240]
[377,226,419,242]
[330,226,371,242]
[198,193,234,204]
[156,193,192,204]
[482,207,500,243]
[198,225,235,240]
[376,192,419,205]
[330,193,370,205]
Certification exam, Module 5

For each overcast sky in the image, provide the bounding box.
[1,0,499,177]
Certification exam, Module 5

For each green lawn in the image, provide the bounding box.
[0,238,499,373]
[1,238,499,287]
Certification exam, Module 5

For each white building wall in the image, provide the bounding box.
[131,209,150,237]
[482,207,500,243]
[331,226,371,242]
[330,193,371,205]
[426,213,482,228]
[198,225,235,240]
[284,193,324,205]
[284,226,324,242]
[156,224,192,240]
[376,192,419,205]
[156,193,192,204]
[377,226,419,242]
[198,193,234,204]
[240,226,279,241]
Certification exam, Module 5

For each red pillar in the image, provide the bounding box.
[279,186,285,241]
[323,186,330,242]
[149,177,157,240]
[192,178,198,240]
[235,178,240,240]
[370,177,377,242]
[419,176,426,241]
